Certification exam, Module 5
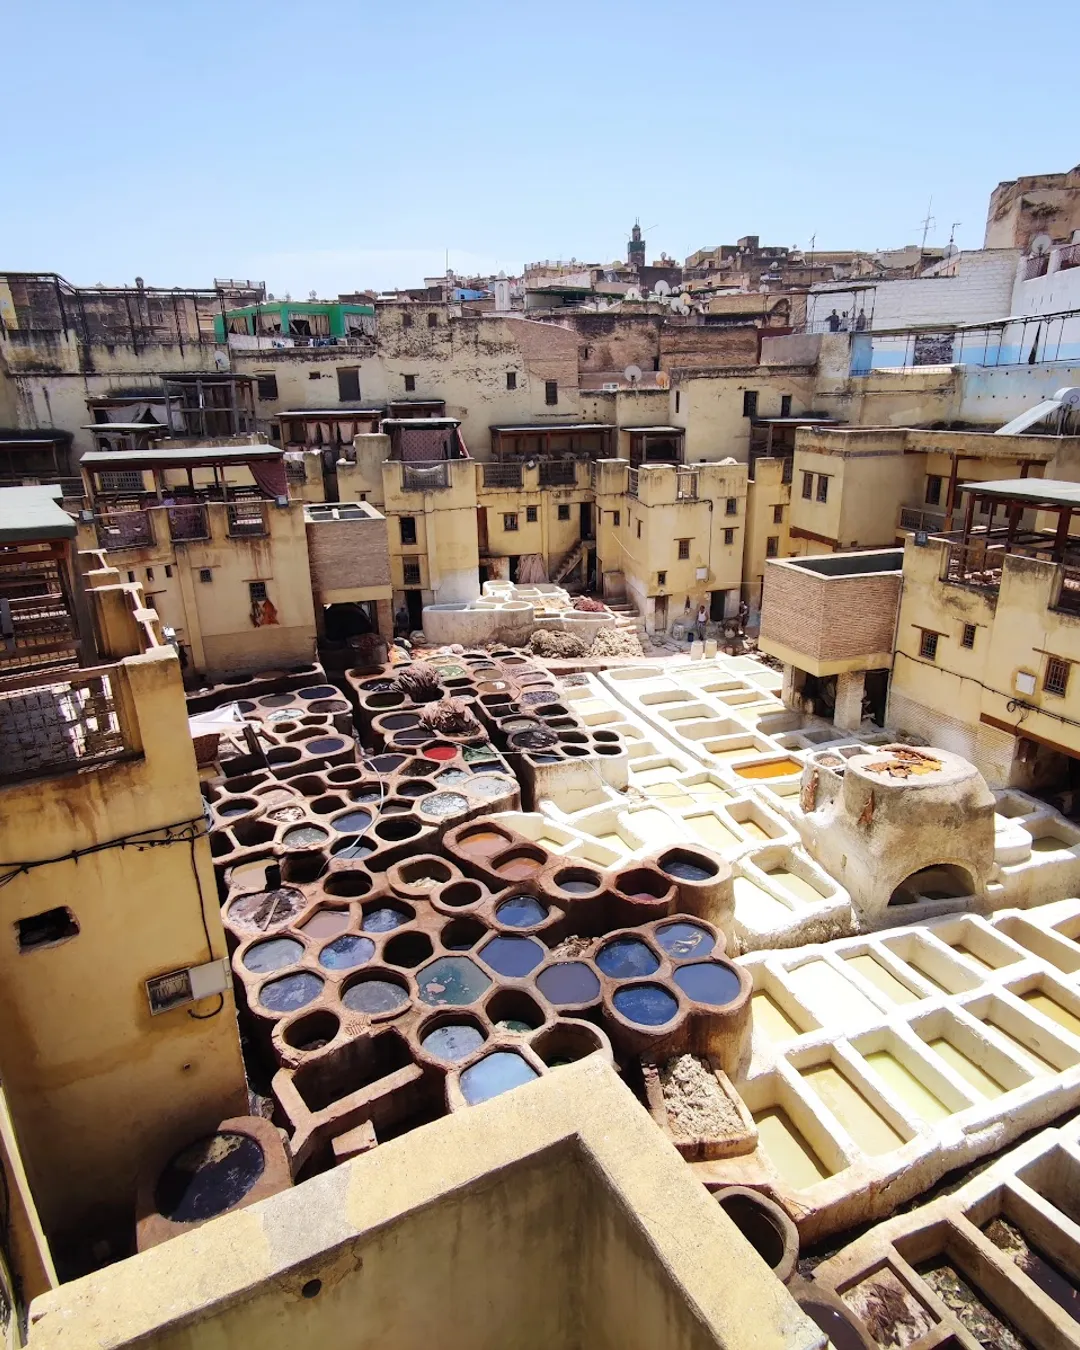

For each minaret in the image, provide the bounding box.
[628,219,646,270]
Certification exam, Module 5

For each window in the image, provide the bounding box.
[613,511,621,527]
[248,581,267,604]
[545,380,558,406]
[725,497,738,516]
[766,535,779,557]
[404,374,416,392]
[1045,656,1071,696]
[400,516,417,545]
[17,907,79,952]
[427,311,438,328]
[504,513,518,532]
[145,567,154,582]
[724,528,735,545]
[636,519,642,539]
[526,505,538,523]
[657,570,667,586]
[308,370,322,380]
[126,570,135,583]
[506,371,517,390]
[558,504,570,521]
[677,539,690,560]
[675,391,680,414]
[802,471,813,499]
[256,374,278,400]
[816,475,829,503]
[164,565,173,578]
[199,568,213,584]
[780,394,792,418]
[403,560,422,585]
[919,630,939,661]
[742,390,758,418]
[961,623,976,649]
[781,457,793,485]
[772,504,784,524]
[926,475,943,506]
[337,367,361,401]
[403,313,413,329]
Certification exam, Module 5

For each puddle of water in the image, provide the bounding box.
[863,1051,951,1122]
[803,1063,905,1155]
[846,954,921,1005]
[754,1107,830,1189]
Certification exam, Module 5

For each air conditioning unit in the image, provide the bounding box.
[602,382,620,392]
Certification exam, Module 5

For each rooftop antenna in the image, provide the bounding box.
[919,198,936,253]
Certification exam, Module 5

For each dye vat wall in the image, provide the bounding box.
[0,648,248,1247]
[27,1061,823,1350]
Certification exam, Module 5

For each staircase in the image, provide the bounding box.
[551,539,587,585]
[604,601,646,641]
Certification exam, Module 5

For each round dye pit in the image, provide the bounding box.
[266,708,302,721]
[419,791,469,817]
[495,1019,533,1033]
[496,895,547,928]
[436,768,470,787]
[319,935,376,971]
[417,956,492,1006]
[259,972,324,1014]
[361,906,412,933]
[367,754,405,773]
[659,850,717,883]
[613,983,679,1027]
[332,810,372,834]
[227,888,305,932]
[655,921,716,960]
[243,937,304,974]
[480,935,546,978]
[281,824,330,850]
[495,851,545,880]
[217,799,255,818]
[333,837,374,860]
[459,1052,539,1106]
[555,869,601,895]
[300,908,351,939]
[342,979,409,1016]
[596,938,660,980]
[155,1132,265,1224]
[421,1023,486,1063]
[260,694,296,707]
[536,962,601,1006]
[398,780,435,798]
[468,775,512,799]
[423,744,458,762]
[305,738,346,756]
[299,685,339,700]
[673,961,742,1007]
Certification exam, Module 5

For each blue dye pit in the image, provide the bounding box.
[655,921,716,960]
[319,934,376,971]
[460,1052,540,1106]
[536,962,601,1006]
[259,972,323,1014]
[596,938,660,980]
[342,979,409,1015]
[243,937,303,973]
[496,895,547,928]
[421,1023,485,1063]
[362,907,409,933]
[333,810,372,833]
[335,837,374,860]
[613,983,678,1026]
[307,738,346,755]
[673,961,742,1006]
[418,956,492,1006]
[480,935,546,978]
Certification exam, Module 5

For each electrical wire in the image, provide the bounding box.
[894,649,1080,734]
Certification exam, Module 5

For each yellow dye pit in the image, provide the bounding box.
[925,1037,1007,1100]
[846,954,922,1006]
[735,759,804,779]
[754,1107,830,1190]
[803,1063,905,1155]
[734,877,792,927]
[738,818,773,841]
[765,867,824,906]
[594,831,631,854]
[752,990,801,1042]
[1022,990,1080,1040]
[864,1051,951,1122]
[687,815,740,851]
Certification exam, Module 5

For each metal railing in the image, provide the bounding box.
[0,556,79,677]
[539,461,576,487]
[166,503,209,542]
[1059,243,1080,273]
[898,505,947,533]
[0,670,131,782]
[1022,253,1051,280]
[675,470,699,500]
[401,462,450,492]
[227,501,269,537]
[95,509,154,551]
[941,540,1004,593]
[627,468,639,499]
[483,463,522,489]
[1053,565,1080,617]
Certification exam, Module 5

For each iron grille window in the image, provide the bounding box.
[725,497,737,516]
[256,374,278,400]
[724,528,735,545]
[482,463,522,488]
[742,390,758,418]
[802,471,813,499]
[249,581,267,604]
[816,475,829,503]
[926,475,943,506]
[558,504,570,521]
[199,568,213,583]
[400,516,417,545]
[961,623,976,649]
[782,457,793,484]
[504,513,518,532]
[613,511,621,527]
[403,561,422,585]
[227,501,268,537]
[919,630,939,661]
[637,520,642,538]
[540,461,575,487]
[526,506,538,523]
[506,371,517,390]
[657,570,666,585]
[773,504,784,524]
[678,539,690,560]
[1045,656,1070,696]
[766,536,779,557]
[545,380,558,405]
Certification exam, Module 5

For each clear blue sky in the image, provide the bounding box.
[5,0,1076,296]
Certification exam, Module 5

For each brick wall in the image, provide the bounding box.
[760,563,900,663]
[306,516,390,592]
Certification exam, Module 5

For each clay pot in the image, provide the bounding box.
[713,1186,798,1284]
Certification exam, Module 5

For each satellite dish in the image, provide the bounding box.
[942,243,959,259]
[213,351,229,370]
[654,279,671,297]
[1031,233,1053,256]
[626,287,643,301]
[680,293,692,307]
[624,365,643,385]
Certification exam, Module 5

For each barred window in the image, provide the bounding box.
[961,623,976,649]
[504,513,518,532]
[802,471,813,499]
[766,536,779,557]
[558,504,570,521]
[1044,656,1070,696]
[919,630,938,661]
[724,528,735,545]
[773,504,784,524]
[677,539,690,560]
[816,475,829,503]
[526,506,538,523]
[403,561,422,585]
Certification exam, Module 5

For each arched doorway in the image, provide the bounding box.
[888,864,976,908]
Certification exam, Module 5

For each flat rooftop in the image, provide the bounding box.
[490,423,612,434]
[786,549,904,578]
[0,484,75,543]
[80,446,283,471]
[959,477,1080,509]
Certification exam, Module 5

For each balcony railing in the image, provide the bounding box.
[0,669,131,783]
[539,461,576,487]
[941,540,1005,594]
[95,509,154,551]
[227,501,269,537]
[1022,253,1051,280]
[1053,565,1080,617]
[627,468,640,499]
[483,463,523,489]
[1059,243,1080,273]
[166,503,209,542]
[401,462,450,492]
[898,505,947,533]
